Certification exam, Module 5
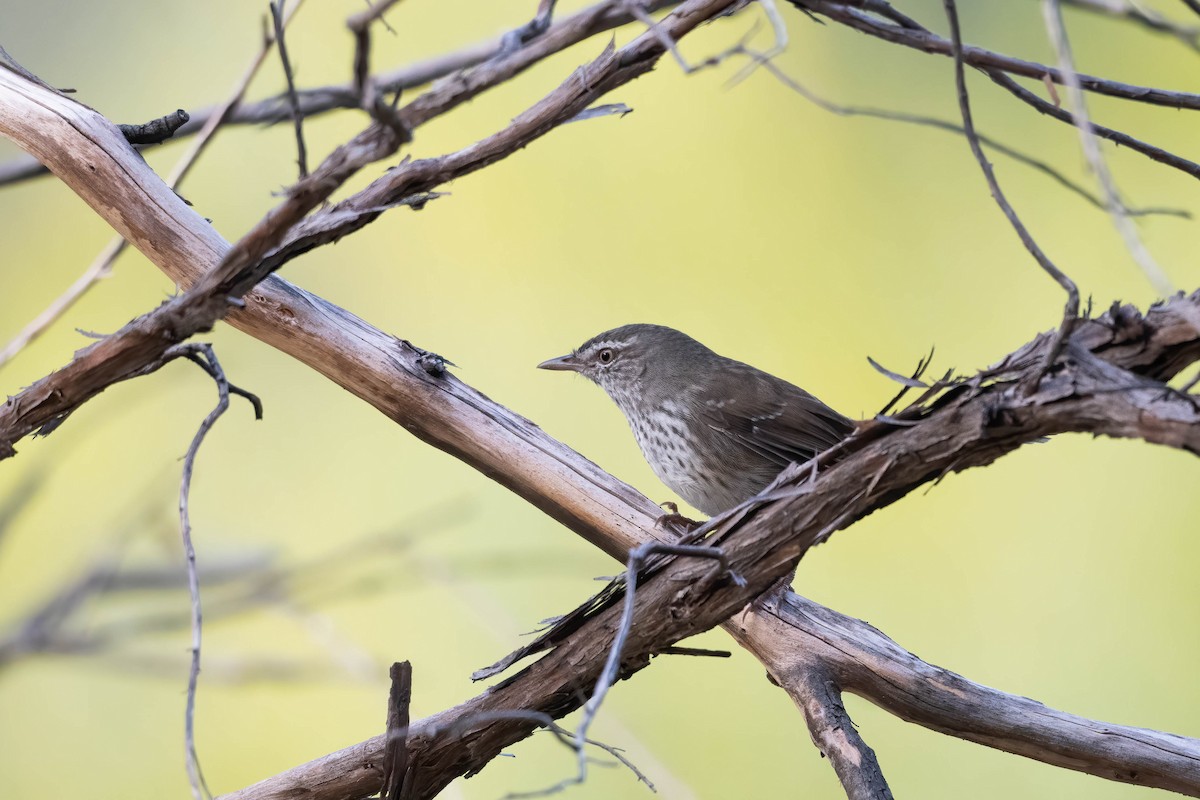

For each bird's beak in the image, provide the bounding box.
[537,353,582,372]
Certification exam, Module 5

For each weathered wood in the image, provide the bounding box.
[732,592,1200,796]
[3,2,1200,797]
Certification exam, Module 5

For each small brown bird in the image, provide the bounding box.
[538,324,854,516]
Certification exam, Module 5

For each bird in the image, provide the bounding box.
[538,324,855,517]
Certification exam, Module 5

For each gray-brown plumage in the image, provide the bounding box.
[538,324,854,516]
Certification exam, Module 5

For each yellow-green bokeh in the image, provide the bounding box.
[1,1,1198,798]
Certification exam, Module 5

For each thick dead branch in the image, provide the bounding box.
[218,293,1200,800]
[0,73,407,455]
[730,592,1200,796]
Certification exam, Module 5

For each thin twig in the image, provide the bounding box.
[175,343,255,800]
[755,60,1188,219]
[942,0,1079,381]
[346,0,411,138]
[980,66,1200,181]
[170,0,306,189]
[437,710,655,799]
[795,0,1200,181]
[1042,2,1200,338]
[1063,0,1200,51]
[724,0,789,84]
[562,542,743,794]
[500,0,562,54]
[626,1,693,71]
[628,0,769,74]
[271,0,308,179]
[1042,0,1173,296]
[0,238,124,370]
[798,0,1200,110]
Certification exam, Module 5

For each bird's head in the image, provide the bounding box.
[537,324,711,404]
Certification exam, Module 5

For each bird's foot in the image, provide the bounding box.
[655,502,704,536]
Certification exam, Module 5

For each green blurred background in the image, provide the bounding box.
[1,1,1198,797]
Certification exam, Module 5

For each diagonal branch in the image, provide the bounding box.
[220,293,1200,800]
[0,73,405,456]
[797,0,1200,110]
[942,0,1079,378]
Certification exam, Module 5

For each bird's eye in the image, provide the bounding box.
[597,348,615,364]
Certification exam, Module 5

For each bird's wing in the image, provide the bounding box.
[697,368,854,468]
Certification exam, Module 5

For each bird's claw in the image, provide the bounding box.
[655,502,703,536]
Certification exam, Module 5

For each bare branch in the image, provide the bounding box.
[1042,0,1178,303]
[553,542,743,795]
[787,664,893,800]
[6,4,1200,794]
[0,0,304,371]
[798,0,1200,110]
[942,0,1079,380]
[174,343,258,800]
[0,0,683,188]
[793,0,1200,180]
[0,62,409,457]
[980,65,1200,180]
[0,0,746,458]
[1063,0,1200,51]
[755,60,1189,219]
[270,1,309,179]
[729,591,1200,797]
